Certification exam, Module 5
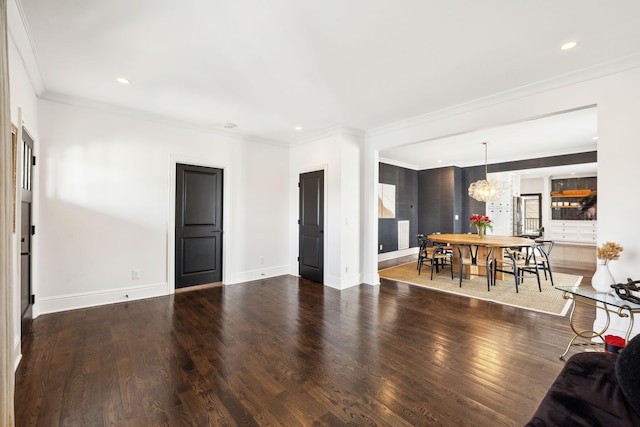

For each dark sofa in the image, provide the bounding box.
[526,335,640,426]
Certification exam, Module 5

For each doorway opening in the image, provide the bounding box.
[20,126,35,340]
[521,193,542,236]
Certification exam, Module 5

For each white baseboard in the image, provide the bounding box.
[37,282,169,315]
[378,247,418,262]
[324,272,362,290]
[224,265,290,285]
[14,336,22,372]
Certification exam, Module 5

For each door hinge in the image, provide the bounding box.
[297,219,300,225]
[297,256,300,262]
[32,156,36,166]
[298,182,300,187]
[31,225,35,235]
[30,294,35,304]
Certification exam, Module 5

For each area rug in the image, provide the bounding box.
[379,262,582,316]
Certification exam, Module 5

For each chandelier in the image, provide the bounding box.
[468,142,506,202]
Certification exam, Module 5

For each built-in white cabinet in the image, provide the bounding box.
[549,220,597,245]
[486,172,520,236]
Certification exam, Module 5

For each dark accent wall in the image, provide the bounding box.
[379,151,597,252]
[418,166,464,235]
[378,163,419,253]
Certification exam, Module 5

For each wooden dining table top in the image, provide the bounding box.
[427,233,536,247]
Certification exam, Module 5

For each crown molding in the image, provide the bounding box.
[378,157,421,171]
[367,53,640,139]
[382,144,596,171]
[40,91,289,147]
[290,125,365,147]
[8,0,46,94]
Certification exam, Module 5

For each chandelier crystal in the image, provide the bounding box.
[468,142,505,202]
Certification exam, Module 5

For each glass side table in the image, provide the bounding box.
[555,285,640,360]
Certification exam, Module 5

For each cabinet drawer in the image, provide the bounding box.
[579,228,597,237]
[553,233,579,241]
[552,221,579,227]
[551,227,577,234]
[578,234,598,243]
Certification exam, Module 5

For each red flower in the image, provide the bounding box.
[469,214,492,228]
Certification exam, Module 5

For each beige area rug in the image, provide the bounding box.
[379,262,582,316]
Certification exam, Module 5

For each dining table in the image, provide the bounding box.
[427,233,536,280]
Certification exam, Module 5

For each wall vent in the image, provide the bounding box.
[397,220,410,250]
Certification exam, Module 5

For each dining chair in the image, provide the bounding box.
[493,247,542,293]
[457,244,493,291]
[417,235,453,279]
[528,240,554,286]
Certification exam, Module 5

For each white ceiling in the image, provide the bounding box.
[12,0,640,152]
[380,106,598,175]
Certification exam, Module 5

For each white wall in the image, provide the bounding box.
[35,100,290,313]
[520,177,544,195]
[289,127,363,289]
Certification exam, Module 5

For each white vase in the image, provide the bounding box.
[591,262,615,293]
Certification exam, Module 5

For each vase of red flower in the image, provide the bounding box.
[469,214,492,238]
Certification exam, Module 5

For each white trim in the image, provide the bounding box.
[224,265,290,285]
[378,157,420,171]
[13,352,22,372]
[37,282,168,314]
[323,273,361,290]
[291,125,365,147]
[39,91,288,148]
[378,247,419,262]
[367,55,640,139]
[168,155,230,293]
[7,0,46,94]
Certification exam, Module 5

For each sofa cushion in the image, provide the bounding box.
[527,352,640,426]
[616,334,640,417]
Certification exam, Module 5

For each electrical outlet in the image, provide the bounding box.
[379,244,383,250]
[132,270,140,280]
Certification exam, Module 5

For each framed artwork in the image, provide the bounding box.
[378,183,396,218]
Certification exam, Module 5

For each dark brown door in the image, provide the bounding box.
[20,127,34,338]
[175,164,223,288]
[299,170,324,283]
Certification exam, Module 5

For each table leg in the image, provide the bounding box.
[560,293,610,360]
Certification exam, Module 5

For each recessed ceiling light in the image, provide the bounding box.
[295,126,302,131]
[437,160,443,163]
[223,123,237,129]
[561,41,578,51]
[592,136,598,141]
[116,77,130,84]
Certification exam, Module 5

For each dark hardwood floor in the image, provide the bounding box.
[16,245,595,426]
